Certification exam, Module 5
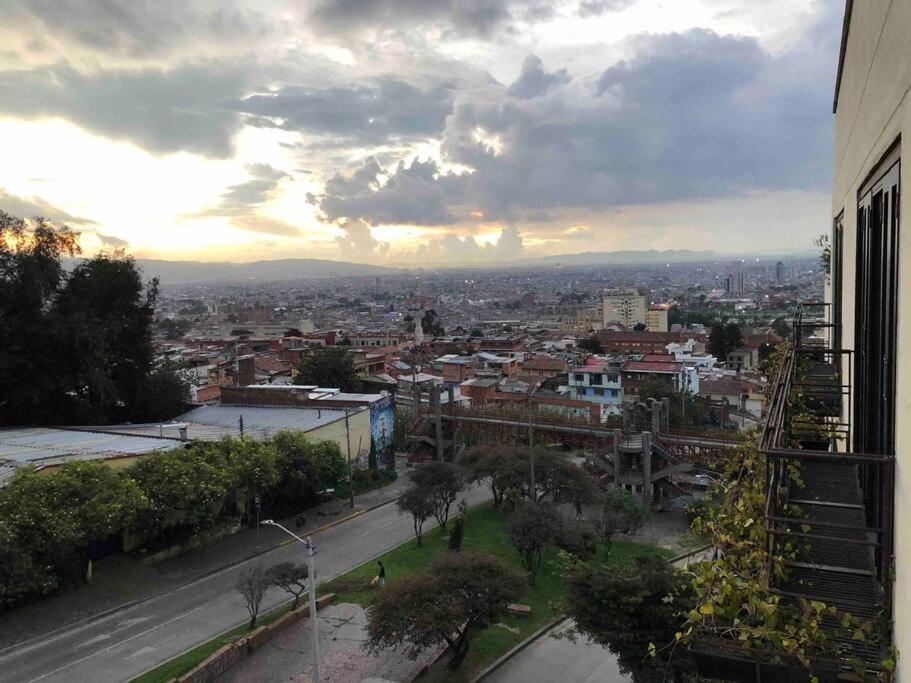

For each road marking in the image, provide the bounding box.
[116,617,151,628]
[77,634,111,648]
[29,604,207,682]
[126,646,156,660]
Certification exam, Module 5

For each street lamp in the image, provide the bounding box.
[262,520,320,682]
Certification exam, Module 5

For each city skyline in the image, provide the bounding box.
[0,0,839,263]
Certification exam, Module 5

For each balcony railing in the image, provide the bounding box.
[762,302,894,669]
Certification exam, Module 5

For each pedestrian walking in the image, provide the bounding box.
[377,560,386,588]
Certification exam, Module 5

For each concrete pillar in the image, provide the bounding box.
[432,383,444,461]
[651,402,662,434]
[446,384,455,459]
[661,397,670,431]
[641,431,652,511]
[612,428,622,485]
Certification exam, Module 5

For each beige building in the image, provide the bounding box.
[829,2,908,675]
[602,288,648,328]
[645,306,669,332]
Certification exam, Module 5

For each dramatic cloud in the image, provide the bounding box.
[0,0,269,59]
[0,63,253,157]
[206,164,288,217]
[306,0,557,40]
[507,55,571,99]
[314,157,458,226]
[578,0,636,17]
[312,22,836,226]
[411,225,525,263]
[235,77,457,145]
[335,219,389,259]
[0,188,95,224]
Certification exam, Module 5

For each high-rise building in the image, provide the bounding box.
[601,288,648,328]
[725,260,745,294]
[775,260,785,283]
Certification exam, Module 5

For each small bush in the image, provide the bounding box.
[448,515,465,551]
[556,521,597,561]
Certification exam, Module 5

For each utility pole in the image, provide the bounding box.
[344,410,354,509]
[527,396,536,501]
[262,522,320,682]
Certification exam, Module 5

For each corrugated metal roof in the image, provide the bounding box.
[175,404,357,440]
[0,428,181,484]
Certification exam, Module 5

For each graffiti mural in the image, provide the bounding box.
[370,395,395,469]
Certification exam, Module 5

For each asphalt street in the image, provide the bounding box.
[0,483,492,683]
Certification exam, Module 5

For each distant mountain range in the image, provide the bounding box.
[65,247,815,284]
[130,258,396,284]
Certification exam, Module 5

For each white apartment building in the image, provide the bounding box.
[602,288,648,328]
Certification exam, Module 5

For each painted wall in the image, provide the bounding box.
[831,2,911,673]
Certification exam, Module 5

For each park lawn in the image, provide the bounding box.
[320,501,672,681]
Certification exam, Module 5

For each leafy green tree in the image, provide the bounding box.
[555,519,597,561]
[297,346,361,391]
[420,309,444,336]
[459,445,528,508]
[398,486,436,546]
[549,463,599,516]
[131,358,192,422]
[0,212,79,426]
[266,561,310,609]
[366,551,524,670]
[0,462,147,592]
[770,317,792,340]
[564,555,695,682]
[128,446,231,545]
[53,255,158,422]
[411,461,465,530]
[221,438,282,519]
[707,322,743,361]
[506,501,561,583]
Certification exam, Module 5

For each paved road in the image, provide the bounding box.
[0,484,492,683]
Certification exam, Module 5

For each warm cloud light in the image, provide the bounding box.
[0,0,838,264]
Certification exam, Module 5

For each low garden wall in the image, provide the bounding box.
[175,593,335,683]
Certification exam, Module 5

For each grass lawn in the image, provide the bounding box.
[320,501,672,681]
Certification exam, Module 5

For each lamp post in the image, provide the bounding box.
[261,520,320,682]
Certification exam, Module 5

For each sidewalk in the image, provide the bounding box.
[0,467,414,652]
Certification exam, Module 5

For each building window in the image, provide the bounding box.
[590,373,602,385]
[574,373,584,383]
[593,388,604,396]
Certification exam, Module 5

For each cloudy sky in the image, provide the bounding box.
[0,0,842,264]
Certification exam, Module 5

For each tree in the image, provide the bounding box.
[564,555,695,682]
[506,502,561,583]
[297,346,361,392]
[131,358,192,422]
[237,564,270,630]
[365,552,524,670]
[470,328,484,337]
[555,519,597,561]
[448,500,467,551]
[599,488,646,557]
[266,562,309,610]
[633,322,647,331]
[222,438,283,521]
[707,322,743,361]
[770,317,792,341]
[271,431,346,505]
[397,486,435,546]
[577,337,604,354]
[411,461,465,530]
[460,445,528,508]
[420,309,444,336]
[128,446,231,546]
[0,212,79,426]
[549,463,599,517]
[0,462,147,593]
[53,255,158,422]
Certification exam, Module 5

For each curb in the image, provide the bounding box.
[468,543,715,681]
[0,493,404,660]
[471,618,566,682]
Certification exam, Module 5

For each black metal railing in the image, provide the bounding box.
[763,302,894,628]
